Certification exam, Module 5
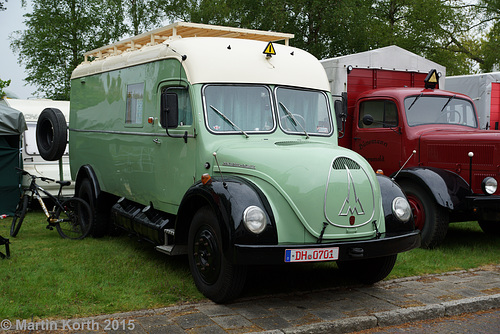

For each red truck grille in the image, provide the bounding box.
[427,144,495,166]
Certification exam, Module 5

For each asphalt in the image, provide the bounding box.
[6,265,498,334]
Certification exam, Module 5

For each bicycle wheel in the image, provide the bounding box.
[10,195,29,237]
[55,197,92,240]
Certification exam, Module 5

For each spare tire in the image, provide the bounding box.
[36,108,68,161]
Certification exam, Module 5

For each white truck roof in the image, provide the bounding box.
[71,22,330,92]
[321,45,447,94]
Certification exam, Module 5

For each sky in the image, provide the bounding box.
[0,1,36,99]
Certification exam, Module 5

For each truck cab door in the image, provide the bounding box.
[352,99,402,175]
[149,84,196,209]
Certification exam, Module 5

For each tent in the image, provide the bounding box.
[0,102,27,215]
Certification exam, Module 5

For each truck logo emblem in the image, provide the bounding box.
[339,167,365,216]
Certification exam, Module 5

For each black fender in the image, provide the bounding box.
[394,167,471,212]
[75,164,101,200]
[175,176,278,256]
[376,174,416,233]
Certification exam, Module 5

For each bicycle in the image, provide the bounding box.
[10,168,92,240]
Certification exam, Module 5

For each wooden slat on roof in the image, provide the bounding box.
[83,22,294,62]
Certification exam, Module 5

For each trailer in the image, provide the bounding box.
[446,72,500,130]
[0,98,72,196]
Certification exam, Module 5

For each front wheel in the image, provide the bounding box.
[10,195,29,237]
[188,206,247,303]
[399,181,449,248]
[337,254,397,284]
[55,197,92,240]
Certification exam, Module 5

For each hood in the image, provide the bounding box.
[215,139,382,240]
[419,128,500,169]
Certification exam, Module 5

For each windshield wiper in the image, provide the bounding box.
[407,93,423,110]
[209,105,249,138]
[440,95,456,112]
[278,102,310,139]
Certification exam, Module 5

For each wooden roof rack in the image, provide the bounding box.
[83,22,294,62]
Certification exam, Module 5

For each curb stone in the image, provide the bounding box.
[263,294,500,334]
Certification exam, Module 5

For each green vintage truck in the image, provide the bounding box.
[43,22,420,302]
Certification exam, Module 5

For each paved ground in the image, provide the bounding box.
[4,265,500,333]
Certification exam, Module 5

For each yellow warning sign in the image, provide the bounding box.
[428,72,437,83]
[424,69,439,89]
[263,42,276,56]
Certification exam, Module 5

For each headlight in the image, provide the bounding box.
[392,196,412,222]
[481,177,497,195]
[243,206,267,234]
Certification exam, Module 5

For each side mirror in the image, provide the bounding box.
[161,92,179,129]
[334,100,345,120]
[362,114,374,126]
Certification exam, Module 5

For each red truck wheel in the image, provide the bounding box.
[399,181,449,249]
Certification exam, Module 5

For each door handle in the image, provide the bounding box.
[153,138,161,144]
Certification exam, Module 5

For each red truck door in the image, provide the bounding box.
[352,98,402,175]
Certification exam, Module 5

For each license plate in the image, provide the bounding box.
[284,247,339,263]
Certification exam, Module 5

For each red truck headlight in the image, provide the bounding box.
[481,177,497,195]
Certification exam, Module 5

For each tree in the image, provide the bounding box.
[125,0,166,36]
[11,0,128,100]
[0,78,11,99]
[476,0,500,72]
[0,0,7,11]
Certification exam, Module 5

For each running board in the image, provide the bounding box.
[155,228,187,255]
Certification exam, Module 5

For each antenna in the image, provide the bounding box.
[392,150,416,180]
[213,152,227,189]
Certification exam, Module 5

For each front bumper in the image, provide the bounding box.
[233,230,421,265]
[466,195,500,221]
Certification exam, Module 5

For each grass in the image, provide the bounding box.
[0,211,499,321]
[0,211,203,320]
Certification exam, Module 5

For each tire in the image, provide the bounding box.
[337,254,397,284]
[188,206,247,303]
[78,178,110,237]
[399,181,449,249]
[55,197,92,240]
[478,220,500,235]
[10,195,29,237]
[36,108,67,161]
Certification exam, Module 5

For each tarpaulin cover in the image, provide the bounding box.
[0,103,27,215]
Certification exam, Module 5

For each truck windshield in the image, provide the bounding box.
[204,85,275,134]
[275,87,332,136]
[404,95,477,128]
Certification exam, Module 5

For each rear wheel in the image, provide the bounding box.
[55,197,92,239]
[10,195,29,237]
[188,206,247,303]
[337,254,397,284]
[399,181,449,248]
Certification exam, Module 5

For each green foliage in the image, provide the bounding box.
[0,78,11,99]
[10,0,128,100]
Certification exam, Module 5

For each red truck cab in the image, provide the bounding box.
[336,68,500,248]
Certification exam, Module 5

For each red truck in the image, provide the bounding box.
[322,46,500,248]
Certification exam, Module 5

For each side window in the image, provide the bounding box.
[359,100,398,128]
[126,83,144,125]
[160,87,192,128]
